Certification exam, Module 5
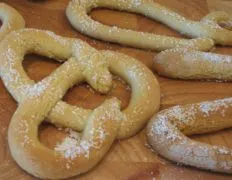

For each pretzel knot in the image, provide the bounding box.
[0,29,160,179]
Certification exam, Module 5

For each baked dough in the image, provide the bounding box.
[0,29,160,179]
[149,46,232,173]
[66,0,215,51]
[147,98,232,174]
[153,48,232,81]
[0,3,25,41]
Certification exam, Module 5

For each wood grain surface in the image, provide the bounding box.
[0,0,232,179]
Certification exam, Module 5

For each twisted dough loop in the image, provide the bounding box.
[0,29,160,179]
[66,0,214,51]
[149,44,232,173]
[147,98,232,173]
[201,11,232,44]
[145,3,232,172]
[1,29,160,139]
[0,3,25,41]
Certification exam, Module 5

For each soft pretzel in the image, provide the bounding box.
[66,0,215,51]
[153,48,232,81]
[148,47,232,173]
[0,3,25,41]
[147,98,232,174]
[0,29,160,179]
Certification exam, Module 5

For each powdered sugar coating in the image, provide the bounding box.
[148,97,232,173]
[67,0,215,51]
[1,28,159,178]
[55,138,92,159]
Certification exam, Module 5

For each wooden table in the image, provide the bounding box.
[1,0,232,179]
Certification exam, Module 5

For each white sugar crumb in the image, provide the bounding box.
[169,144,217,169]
[161,8,186,22]
[52,102,65,115]
[199,52,232,63]
[199,98,232,117]
[96,127,108,141]
[55,127,108,160]
[167,105,197,123]
[151,115,182,142]
[212,146,231,155]
[55,99,122,160]
[45,31,68,46]
[178,50,232,64]
[18,121,33,147]
[218,148,230,155]
[18,80,51,98]
[0,47,21,87]
[55,128,92,159]
[55,138,92,159]
[109,26,120,33]
[64,128,81,141]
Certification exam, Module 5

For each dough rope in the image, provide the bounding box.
[147,98,232,174]
[153,48,232,81]
[66,0,215,51]
[149,47,232,173]
[0,29,160,179]
[0,3,25,41]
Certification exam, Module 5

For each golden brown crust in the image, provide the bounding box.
[153,48,232,81]
[66,0,215,51]
[147,98,232,174]
[0,29,160,179]
[149,39,232,174]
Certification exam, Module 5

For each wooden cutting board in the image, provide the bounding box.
[1,0,232,179]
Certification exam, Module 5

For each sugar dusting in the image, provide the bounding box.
[0,47,22,89]
[55,138,92,159]
[199,98,232,117]
[55,127,92,160]
[151,98,232,141]
[161,48,232,64]
[55,98,122,168]
[17,120,33,147]
[68,0,213,50]
[150,115,183,142]
[148,97,232,172]
[17,80,51,99]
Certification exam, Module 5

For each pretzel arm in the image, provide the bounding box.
[147,98,232,173]
[66,0,214,51]
[153,48,232,81]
